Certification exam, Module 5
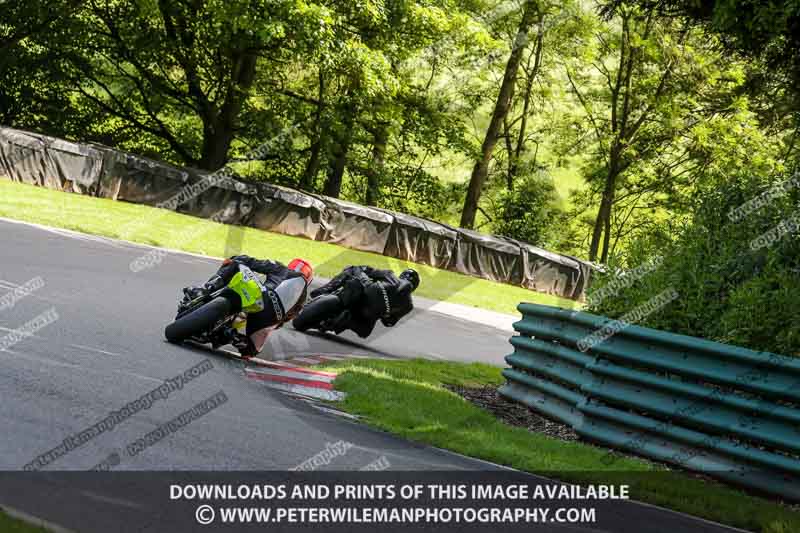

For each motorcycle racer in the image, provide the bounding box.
[306,266,419,338]
[182,255,312,357]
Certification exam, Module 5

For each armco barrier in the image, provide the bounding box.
[498,303,800,501]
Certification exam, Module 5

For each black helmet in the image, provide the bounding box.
[399,268,420,291]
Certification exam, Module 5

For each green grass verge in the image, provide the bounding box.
[0,510,49,533]
[0,180,577,315]
[320,358,800,533]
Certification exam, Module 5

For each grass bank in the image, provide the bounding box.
[0,509,49,532]
[0,180,577,315]
[321,358,800,533]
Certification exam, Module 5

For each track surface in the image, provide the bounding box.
[0,219,740,532]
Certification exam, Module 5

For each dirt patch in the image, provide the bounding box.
[445,384,579,441]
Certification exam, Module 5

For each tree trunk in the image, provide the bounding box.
[460,0,539,229]
[301,70,326,190]
[589,14,633,262]
[324,140,349,197]
[323,101,356,198]
[503,117,515,190]
[365,125,388,206]
[509,13,545,189]
[601,203,613,263]
[589,144,621,261]
[302,138,322,190]
[198,51,258,171]
[199,120,233,171]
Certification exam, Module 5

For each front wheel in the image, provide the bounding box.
[165,296,232,343]
[292,294,342,332]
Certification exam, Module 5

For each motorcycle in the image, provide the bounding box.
[164,264,267,347]
[291,291,346,334]
[293,271,383,334]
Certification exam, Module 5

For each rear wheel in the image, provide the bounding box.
[292,294,342,332]
[165,296,232,343]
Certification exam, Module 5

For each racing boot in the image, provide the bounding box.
[232,333,258,359]
[211,326,256,358]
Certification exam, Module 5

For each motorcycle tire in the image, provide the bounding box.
[292,294,342,332]
[165,296,233,343]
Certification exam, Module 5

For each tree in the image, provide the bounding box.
[606,0,800,98]
[0,1,83,130]
[460,0,541,229]
[565,2,734,262]
[54,0,332,170]
[574,5,663,261]
[253,0,480,200]
[0,0,80,52]
[612,0,800,163]
[501,14,545,191]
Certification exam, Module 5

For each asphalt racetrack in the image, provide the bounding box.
[0,218,740,532]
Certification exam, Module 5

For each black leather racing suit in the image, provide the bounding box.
[310,266,414,338]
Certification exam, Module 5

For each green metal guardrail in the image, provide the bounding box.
[498,303,800,501]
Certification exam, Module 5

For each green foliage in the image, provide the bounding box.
[372,164,460,219]
[588,170,800,356]
[490,172,567,247]
[635,0,800,92]
[1,0,590,247]
[0,42,72,130]
[0,0,86,133]
[719,269,800,354]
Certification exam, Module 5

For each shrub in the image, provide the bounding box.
[491,172,568,247]
[586,171,800,356]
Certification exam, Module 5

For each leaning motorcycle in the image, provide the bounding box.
[164,264,266,346]
[291,291,345,333]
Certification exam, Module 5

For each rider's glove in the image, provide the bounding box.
[203,275,225,293]
[182,286,205,303]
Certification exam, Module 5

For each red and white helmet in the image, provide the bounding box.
[288,258,313,284]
